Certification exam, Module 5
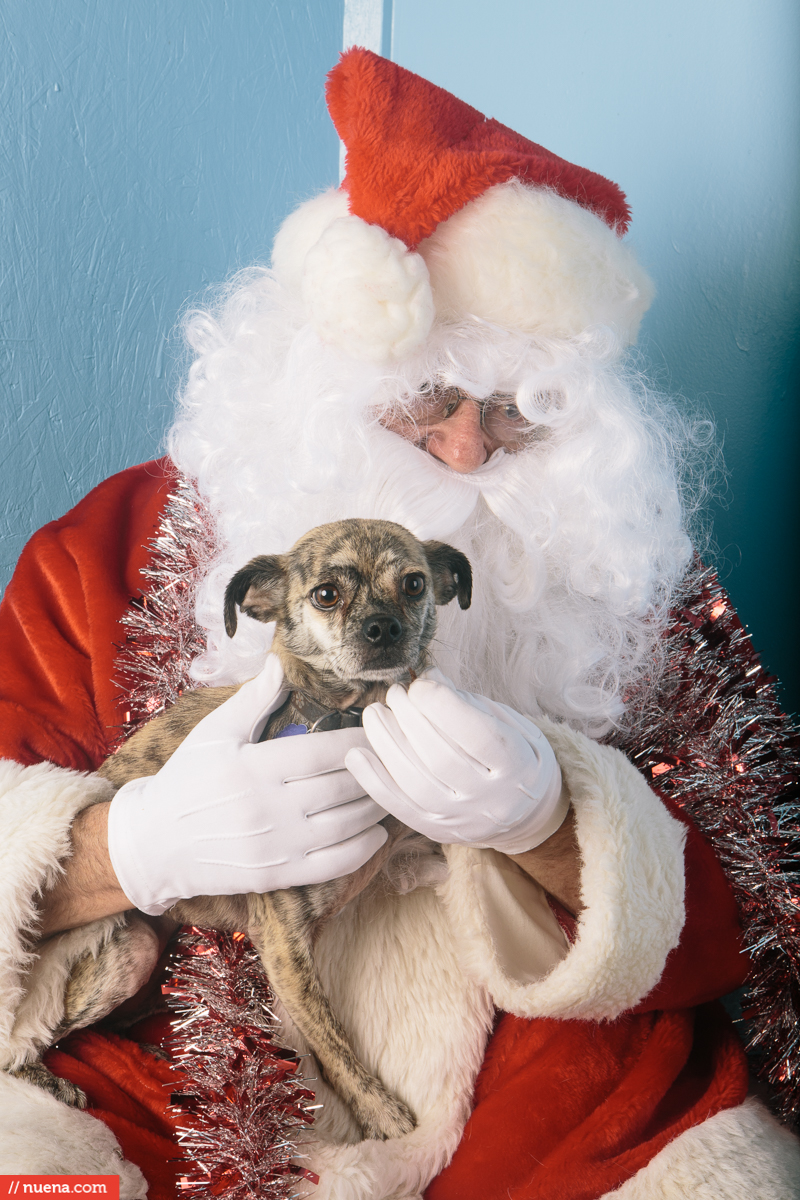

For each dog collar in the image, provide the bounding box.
[290,690,364,733]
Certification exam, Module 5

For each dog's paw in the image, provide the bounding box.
[9,1062,88,1109]
[357,1093,416,1141]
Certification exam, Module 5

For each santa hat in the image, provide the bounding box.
[272,49,653,364]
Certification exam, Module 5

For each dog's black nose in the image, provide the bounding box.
[362,614,403,647]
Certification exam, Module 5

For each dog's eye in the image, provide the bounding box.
[402,574,426,597]
[311,585,340,610]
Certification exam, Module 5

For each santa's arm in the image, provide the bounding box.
[0,460,176,772]
[439,716,747,1021]
[37,802,132,936]
[350,677,747,1017]
[508,803,584,917]
[0,462,175,1069]
[507,783,745,1010]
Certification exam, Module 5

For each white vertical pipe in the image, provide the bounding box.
[342,0,384,55]
[339,0,392,180]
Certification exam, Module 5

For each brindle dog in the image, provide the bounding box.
[19,519,471,1141]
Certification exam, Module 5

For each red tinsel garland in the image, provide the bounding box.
[610,563,800,1126]
[163,927,320,1197]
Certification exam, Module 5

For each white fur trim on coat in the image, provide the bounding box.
[603,1097,800,1200]
[0,759,123,1068]
[439,720,687,1020]
[419,178,655,346]
[0,1071,147,1195]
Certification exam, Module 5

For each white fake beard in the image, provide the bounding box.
[187,425,488,691]
[183,422,676,737]
[169,283,696,736]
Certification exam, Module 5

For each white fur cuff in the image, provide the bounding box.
[0,1072,146,1195]
[0,759,116,1067]
[440,720,686,1020]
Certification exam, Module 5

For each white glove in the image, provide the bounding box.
[107,655,387,915]
[345,674,568,854]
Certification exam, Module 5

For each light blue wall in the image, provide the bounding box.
[0,0,342,579]
[392,0,800,713]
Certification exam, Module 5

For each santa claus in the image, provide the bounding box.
[0,48,798,1200]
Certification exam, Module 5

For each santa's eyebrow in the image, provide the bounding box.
[431,384,519,402]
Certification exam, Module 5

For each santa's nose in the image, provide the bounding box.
[424,400,491,473]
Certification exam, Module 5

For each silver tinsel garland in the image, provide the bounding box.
[115,475,800,1191]
[609,563,800,1126]
[114,473,217,744]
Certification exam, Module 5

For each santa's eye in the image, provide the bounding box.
[311,585,340,609]
[402,573,426,597]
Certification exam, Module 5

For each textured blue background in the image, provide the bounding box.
[1,0,798,710]
[0,0,342,576]
[392,0,800,712]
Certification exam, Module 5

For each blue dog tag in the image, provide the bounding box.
[275,723,309,738]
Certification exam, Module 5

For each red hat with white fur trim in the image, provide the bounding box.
[272,49,653,364]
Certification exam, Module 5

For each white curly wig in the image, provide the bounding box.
[166,244,713,740]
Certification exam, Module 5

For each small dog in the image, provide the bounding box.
[19,519,471,1141]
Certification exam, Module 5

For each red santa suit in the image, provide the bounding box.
[1,49,798,1200]
[0,460,797,1199]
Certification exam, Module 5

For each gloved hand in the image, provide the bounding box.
[345,674,568,854]
[107,655,387,915]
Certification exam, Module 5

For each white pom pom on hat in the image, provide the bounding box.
[272,191,435,363]
[271,49,653,363]
[303,216,434,363]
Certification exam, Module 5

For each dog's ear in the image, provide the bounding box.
[224,556,287,637]
[422,542,473,610]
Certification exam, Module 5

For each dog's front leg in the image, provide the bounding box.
[246,889,416,1141]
